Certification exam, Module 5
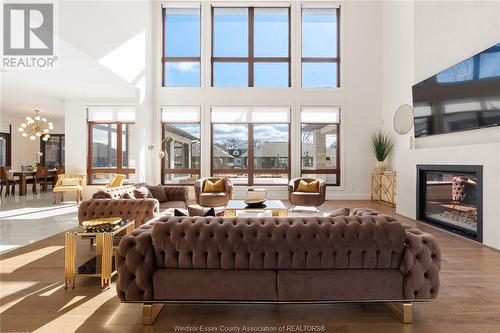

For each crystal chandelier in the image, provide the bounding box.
[18,110,53,141]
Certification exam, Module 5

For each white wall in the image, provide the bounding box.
[383,0,500,250]
[381,1,414,170]
[64,100,87,174]
[59,1,151,185]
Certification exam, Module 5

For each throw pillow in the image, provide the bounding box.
[350,208,381,216]
[120,192,136,199]
[61,178,80,186]
[107,175,124,188]
[133,186,151,199]
[188,206,216,217]
[203,179,225,193]
[174,209,188,216]
[329,207,350,217]
[175,208,216,217]
[147,184,168,203]
[297,179,320,193]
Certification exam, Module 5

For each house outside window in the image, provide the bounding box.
[161,106,201,185]
[211,106,290,185]
[87,106,136,185]
[301,107,340,185]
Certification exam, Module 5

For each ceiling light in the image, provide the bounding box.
[19,110,53,140]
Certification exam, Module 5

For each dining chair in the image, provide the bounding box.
[53,165,65,187]
[0,167,17,196]
[33,166,49,194]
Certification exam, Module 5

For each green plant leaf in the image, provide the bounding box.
[371,130,394,161]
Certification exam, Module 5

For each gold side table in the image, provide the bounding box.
[65,219,134,288]
[371,173,396,207]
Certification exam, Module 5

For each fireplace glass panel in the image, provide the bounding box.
[424,171,478,233]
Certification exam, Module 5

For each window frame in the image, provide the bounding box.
[300,6,341,88]
[0,130,12,167]
[300,108,341,186]
[210,6,291,88]
[40,134,64,167]
[160,122,201,186]
[211,122,291,186]
[162,6,202,87]
[87,121,136,185]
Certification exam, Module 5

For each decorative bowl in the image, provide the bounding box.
[244,199,266,208]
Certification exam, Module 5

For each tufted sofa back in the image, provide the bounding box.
[78,199,159,228]
[150,215,406,270]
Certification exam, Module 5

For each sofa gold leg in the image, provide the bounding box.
[143,303,164,325]
[386,302,412,324]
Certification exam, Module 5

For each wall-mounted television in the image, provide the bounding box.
[412,43,500,137]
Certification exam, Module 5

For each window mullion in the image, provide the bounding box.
[248,7,254,87]
[248,123,254,186]
[117,122,123,171]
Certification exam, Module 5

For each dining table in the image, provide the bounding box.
[8,169,58,196]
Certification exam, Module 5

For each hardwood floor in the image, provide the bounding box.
[1,200,500,333]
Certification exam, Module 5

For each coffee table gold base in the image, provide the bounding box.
[64,221,134,289]
[224,200,289,217]
[224,208,288,217]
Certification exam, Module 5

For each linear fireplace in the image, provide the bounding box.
[416,164,483,242]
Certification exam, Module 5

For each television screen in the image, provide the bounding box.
[412,43,500,137]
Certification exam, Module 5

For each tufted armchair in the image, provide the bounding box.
[194,177,233,207]
[288,177,326,207]
[116,210,441,325]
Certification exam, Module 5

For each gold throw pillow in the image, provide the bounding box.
[297,180,320,193]
[203,179,225,193]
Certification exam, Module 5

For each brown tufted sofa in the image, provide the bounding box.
[78,185,189,228]
[116,209,441,324]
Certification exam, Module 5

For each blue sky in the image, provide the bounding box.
[164,8,338,87]
[437,44,500,83]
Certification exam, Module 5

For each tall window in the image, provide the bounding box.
[301,107,340,185]
[162,6,201,87]
[40,134,64,168]
[0,132,11,167]
[301,7,340,88]
[211,107,290,185]
[161,106,201,185]
[87,106,136,185]
[212,7,290,87]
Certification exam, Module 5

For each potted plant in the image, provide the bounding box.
[371,130,394,174]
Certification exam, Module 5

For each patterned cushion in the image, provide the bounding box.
[134,186,152,199]
[121,192,136,199]
[61,178,80,186]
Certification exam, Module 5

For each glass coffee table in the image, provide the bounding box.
[224,200,288,217]
[64,219,134,288]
